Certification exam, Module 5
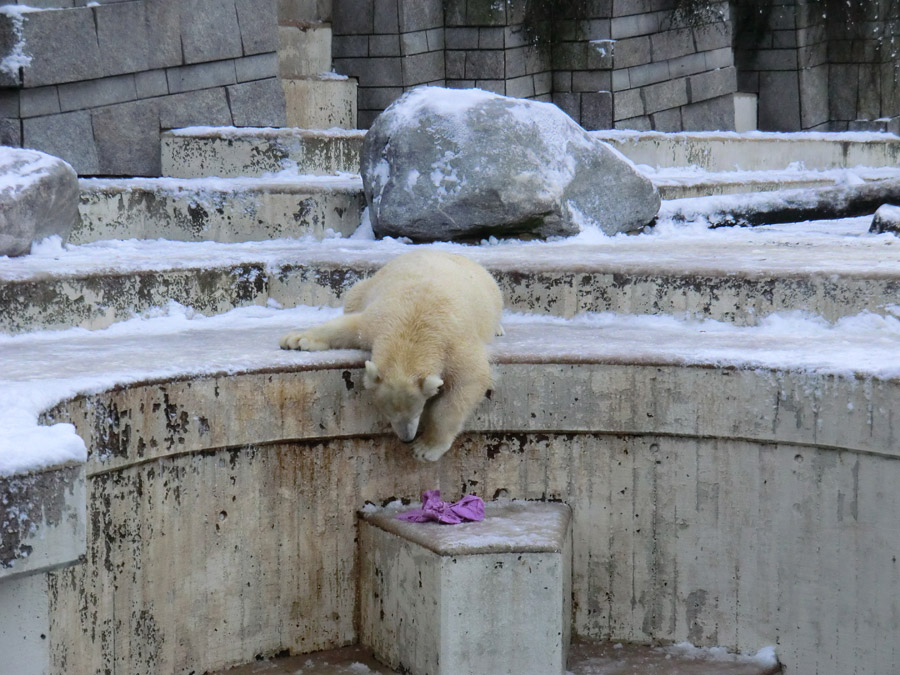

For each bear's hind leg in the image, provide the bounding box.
[279,313,366,351]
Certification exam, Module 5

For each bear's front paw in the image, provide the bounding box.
[279,331,330,351]
[412,437,454,463]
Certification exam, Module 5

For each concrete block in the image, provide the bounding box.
[19,86,60,118]
[359,501,572,675]
[180,0,243,64]
[373,0,398,33]
[159,88,233,129]
[688,65,737,104]
[587,39,614,69]
[93,0,149,76]
[693,20,731,52]
[278,0,330,23]
[57,74,137,113]
[759,70,800,130]
[400,30,428,56]
[650,106,682,132]
[0,91,18,118]
[828,63,859,122]
[358,86,403,110]
[236,0,277,55]
[611,68,629,90]
[445,51,465,79]
[799,42,827,69]
[227,77,287,127]
[23,110,99,174]
[92,99,161,176]
[479,26,504,49]
[333,56,401,87]
[534,70,552,96]
[20,7,103,87]
[799,65,828,130]
[402,50,444,86]
[650,28,694,61]
[641,77,688,114]
[398,0,442,32]
[734,91,757,132]
[369,34,401,57]
[614,113,652,130]
[553,70,572,92]
[704,46,733,70]
[572,69,611,92]
[465,0,506,27]
[681,93,736,131]
[611,11,658,39]
[445,26,478,49]
[613,87,643,120]
[581,90,612,129]
[166,60,237,95]
[332,34,367,58]
[466,50,504,79]
[283,76,357,128]
[668,50,708,79]
[425,27,443,51]
[333,0,372,34]
[505,46,528,78]
[612,35,651,68]
[553,92,580,121]
[236,52,279,82]
[474,79,505,95]
[552,42,588,70]
[145,0,183,69]
[506,73,535,98]
[135,69,169,98]
[279,24,330,76]
[627,60,669,88]
[443,0,465,25]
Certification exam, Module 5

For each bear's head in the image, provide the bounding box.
[364,360,443,442]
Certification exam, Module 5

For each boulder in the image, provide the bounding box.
[361,87,660,242]
[870,203,900,235]
[0,147,80,257]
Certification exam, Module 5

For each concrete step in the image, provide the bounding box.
[76,174,364,244]
[595,129,900,171]
[160,127,364,178]
[3,218,900,334]
[207,639,781,674]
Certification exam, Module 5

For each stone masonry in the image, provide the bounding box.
[0,0,287,176]
[332,0,738,131]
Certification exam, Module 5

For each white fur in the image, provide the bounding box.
[280,249,504,461]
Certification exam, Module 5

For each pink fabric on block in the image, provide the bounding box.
[395,490,485,524]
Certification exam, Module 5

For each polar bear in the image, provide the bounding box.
[279,249,503,462]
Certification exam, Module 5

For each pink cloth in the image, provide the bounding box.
[395,490,485,524]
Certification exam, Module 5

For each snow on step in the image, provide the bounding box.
[161,126,364,178]
[359,500,572,675]
[76,174,363,244]
[4,218,900,334]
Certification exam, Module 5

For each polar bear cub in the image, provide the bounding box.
[280,249,503,462]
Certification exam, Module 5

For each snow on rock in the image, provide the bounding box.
[0,147,79,257]
[869,203,900,235]
[361,86,660,242]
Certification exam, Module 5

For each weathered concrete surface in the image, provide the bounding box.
[359,502,572,675]
[283,76,358,129]
[160,128,364,178]
[75,177,364,243]
[0,573,51,675]
[595,130,900,171]
[0,464,85,580]
[36,358,900,675]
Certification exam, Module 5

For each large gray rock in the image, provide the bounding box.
[361,87,660,241]
[870,203,900,235]
[0,147,79,257]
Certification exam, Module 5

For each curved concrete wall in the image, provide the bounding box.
[36,357,900,674]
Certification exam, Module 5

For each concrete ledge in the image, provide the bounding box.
[75,176,364,244]
[595,130,900,171]
[160,127,365,178]
[283,76,358,129]
[359,501,572,675]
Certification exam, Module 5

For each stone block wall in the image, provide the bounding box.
[734,0,900,132]
[332,0,738,131]
[0,0,286,176]
[332,0,445,127]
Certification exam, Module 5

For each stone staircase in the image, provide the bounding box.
[6,127,900,675]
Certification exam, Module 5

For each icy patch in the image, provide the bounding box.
[0,5,42,79]
[660,642,778,667]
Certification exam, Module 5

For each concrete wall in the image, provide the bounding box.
[34,361,900,675]
[0,0,286,176]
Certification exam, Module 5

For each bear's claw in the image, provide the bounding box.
[279,331,330,351]
[412,438,453,462]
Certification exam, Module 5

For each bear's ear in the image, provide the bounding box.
[421,374,443,398]
[364,360,381,389]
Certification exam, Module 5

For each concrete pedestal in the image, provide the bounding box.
[359,500,572,675]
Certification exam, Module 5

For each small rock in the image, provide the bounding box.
[0,147,80,257]
[361,87,660,242]
[870,203,900,235]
